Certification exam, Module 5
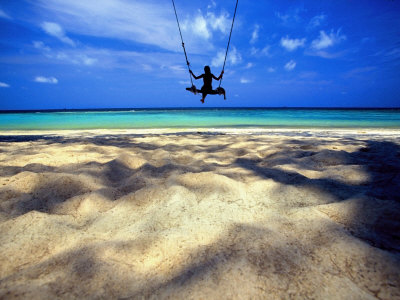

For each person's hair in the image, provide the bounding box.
[204,66,211,73]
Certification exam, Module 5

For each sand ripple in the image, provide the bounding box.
[0,131,400,299]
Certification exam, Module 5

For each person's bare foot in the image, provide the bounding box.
[200,99,205,103]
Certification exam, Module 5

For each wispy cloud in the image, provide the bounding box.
[41,22,75,46]
[0,82,10,88]
[34,76,58,84]
[182,10,230,46]
[31,43,188,77]
[211,46,242,67]
[35,0,180,51]
[245,62,253,69]
[207,0,217,10]
[206,11,230,34]
[343,67,376,79]
[267,67,276,73]
[275,6,305,25]
[250,24,260,44]
[275,12,290,24]
[33,42,98,66]
[298,71,318,79]
[33,0,233,54]
[284,60,296,71]
[240,78,252,84]
[250,45,270,57]
[306,50,345,59]
[280,36,306,51]
[33,41,51,52]
[0,8,11,19]
[308,14,326,29]
[34,0,229,53]
[371,47,400,66]
[169,65,185,72]
[191,14,210,39]
[311,29,346,50]
[141,64,153,71]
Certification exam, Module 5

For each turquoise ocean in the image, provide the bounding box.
[0,108,399,130]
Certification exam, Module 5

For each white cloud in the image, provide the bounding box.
[80,55,97,66]
[250,47,258,56]
[212,46,242,67]
[267,67,276,73]
[58,52,96,66]
[0,9,11,19]
[261,46,270,56]
[228,47,242,65]
[250,24,260,44]
[275,7,304,25]
[35,0,232,53]
[344,67,376,79]
[311,29,346,50]
[33,0,186,52]
[240,78,251,84]
[275,12,290,23]
[192,15,210,39]
[308,14,326,29]
[41,22,75,46]
[34,76,58,84]
[250,45,270,57]
[211,52,224,67]
[33,41,98,66]
[33,41,51,52]
[298,72,319,80]
[245,62,253,69]
[207,0,217,10]
[284,60,296,71]
[141,64,153,71]
[306,50,344,59]
[280,36,306,51]
[33,45,186,75]
[34,0,234,54]
[169,65,185,72]
[187,11,230,41]
[0,82,10,88]
[207,12,230,34]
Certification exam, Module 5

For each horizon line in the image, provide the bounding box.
[1,106,400,113]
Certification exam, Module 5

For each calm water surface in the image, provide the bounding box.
[0,108,399,130]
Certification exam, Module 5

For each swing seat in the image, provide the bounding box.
[186,85,226,100]
[186,85,198,95]
[216,87,226,100]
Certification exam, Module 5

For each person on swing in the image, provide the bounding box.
[189,66,224,103]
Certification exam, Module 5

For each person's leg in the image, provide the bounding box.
[201,92,207,103]
[200,86,210,103]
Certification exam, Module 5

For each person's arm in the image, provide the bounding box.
[213,70,224,81]
[190,70,202,80]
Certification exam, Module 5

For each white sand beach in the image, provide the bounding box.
[0,129,399,299]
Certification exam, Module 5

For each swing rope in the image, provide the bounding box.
[219,0,238,88]
[172,0,239,89]
[171,0,193,87]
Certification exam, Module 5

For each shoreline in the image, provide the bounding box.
[1,127,400,137]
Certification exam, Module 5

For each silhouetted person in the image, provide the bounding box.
[189,66,224,103]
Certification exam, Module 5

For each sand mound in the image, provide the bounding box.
[311,149,352,166]
[0,131,400,299]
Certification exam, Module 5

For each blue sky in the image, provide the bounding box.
[0,0,399,109]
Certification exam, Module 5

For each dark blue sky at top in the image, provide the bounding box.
[0,0,399,109]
